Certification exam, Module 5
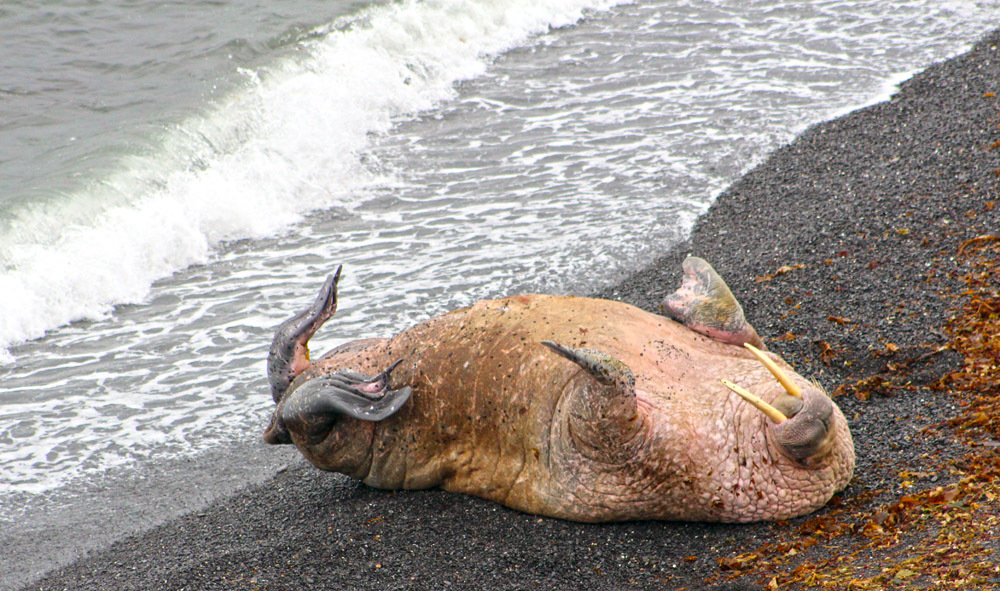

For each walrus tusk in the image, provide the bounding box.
[721,379,788,424]
[744,343,802,399]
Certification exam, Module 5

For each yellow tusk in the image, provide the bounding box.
[744,343,802,398]
[721,379,788,424]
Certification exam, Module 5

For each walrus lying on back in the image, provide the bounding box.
[263,257,854,523]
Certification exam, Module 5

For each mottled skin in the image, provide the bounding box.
[264,258,855,523]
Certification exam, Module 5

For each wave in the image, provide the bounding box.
[0,0,623,360]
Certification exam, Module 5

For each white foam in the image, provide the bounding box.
[0,0,624,358]
[823,69,918,122]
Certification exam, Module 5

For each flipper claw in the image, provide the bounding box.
[541,341,635,390]
[541,340,641,459]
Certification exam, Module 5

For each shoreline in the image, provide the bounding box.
[17,29,1000,591]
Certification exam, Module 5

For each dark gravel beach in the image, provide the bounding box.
[21,29,1000,591]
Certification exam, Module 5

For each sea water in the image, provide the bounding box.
[2,0,999,585]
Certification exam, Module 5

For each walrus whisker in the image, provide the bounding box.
[743,343,802,398]
[721,379,788,424]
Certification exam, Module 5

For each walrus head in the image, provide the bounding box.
[722,343,838,468]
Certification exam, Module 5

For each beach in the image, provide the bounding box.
[19,27,1000,591]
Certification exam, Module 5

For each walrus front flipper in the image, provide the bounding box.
[542,342,643,458]
[278,361,412,445]
[660,256,764,349]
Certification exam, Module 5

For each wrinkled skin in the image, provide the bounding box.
[264,258,855,523]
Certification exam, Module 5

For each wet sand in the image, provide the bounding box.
[18,30,1000,591]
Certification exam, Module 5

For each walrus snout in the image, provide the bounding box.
[722,343,839,467]
[773,389,838,466]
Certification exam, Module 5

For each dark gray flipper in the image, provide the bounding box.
[284,361,412,422]
[279,360,412,444]
[660,256,764,349]
[268,267,341,403]
[542,341,641,457]
[542,341,635,393]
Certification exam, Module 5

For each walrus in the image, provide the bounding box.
[263,257,854,523]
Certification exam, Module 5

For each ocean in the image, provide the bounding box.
[2,0,999,586]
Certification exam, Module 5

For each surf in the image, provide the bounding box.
[0,0,623,360]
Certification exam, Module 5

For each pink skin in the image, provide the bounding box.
[291,342,311,376]
[661,256,765,349]
[265,287,855,523]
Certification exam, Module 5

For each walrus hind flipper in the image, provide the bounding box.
[279,361,412,444]
[660,256,764,349]
[268,267,342,403]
